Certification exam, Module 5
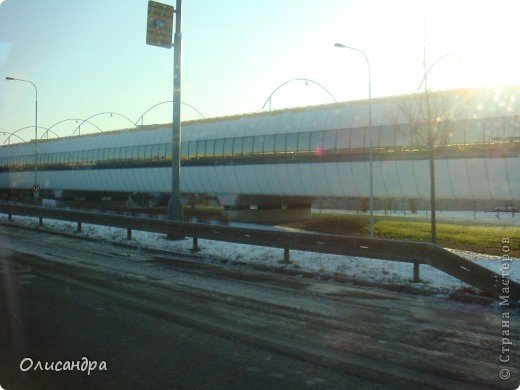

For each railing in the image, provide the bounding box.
[3,140,519,173]
[0,203,517,300]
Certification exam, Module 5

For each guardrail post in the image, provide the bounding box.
[284,247,290,264]
[8,213,12,221]
[192,237,200,253]
[39,217,43,226]
[413,262,420,282]
[127,228,132,240]
[0,202,517,299]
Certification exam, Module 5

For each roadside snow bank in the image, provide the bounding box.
[1,214,517,294]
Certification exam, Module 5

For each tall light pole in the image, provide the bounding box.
[334,43,374,238]
[168,0,184,223]
[6,76,39,203]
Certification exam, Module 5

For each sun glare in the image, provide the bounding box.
[423,0,520,89]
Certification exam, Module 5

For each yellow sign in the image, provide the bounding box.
[146,1,174,48]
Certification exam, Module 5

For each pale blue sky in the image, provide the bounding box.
[1,0,519,141]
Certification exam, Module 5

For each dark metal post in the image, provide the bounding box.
[167,0,184,223]
[77,222,82,233]
[127,228,132,240]
[284,247,290,263]
[192,237,200,252]
[413,262,420,282]
[34,85,38,205]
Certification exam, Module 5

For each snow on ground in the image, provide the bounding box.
[1,213,518,296]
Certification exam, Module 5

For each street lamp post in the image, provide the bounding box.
[168,0,184,224]
[6,76,39,203]
[334,43,374,238]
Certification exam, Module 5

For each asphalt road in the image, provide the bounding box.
[0,222,518,389]
[1,254,373,390]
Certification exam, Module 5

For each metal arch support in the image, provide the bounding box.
[72,112,135,135]
[43,118,103,138]
[261,78,338,111]
[418,54,463,91]
[41,128,60,139]
[135,101,206,126]
[0,131,27,144]
[180,102,206,120]
[3,126,49,144]
[135,101,171,126]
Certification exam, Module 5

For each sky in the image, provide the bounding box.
[0,0,519,142]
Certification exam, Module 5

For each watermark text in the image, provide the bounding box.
[20,357,107,375]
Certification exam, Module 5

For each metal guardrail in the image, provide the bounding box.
[0,203,517,300]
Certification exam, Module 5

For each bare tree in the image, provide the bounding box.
[395,91,464,244]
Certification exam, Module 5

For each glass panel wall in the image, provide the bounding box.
[252,135,265,155]
[223,138,233,156]
[285,133,298,153]
[196,140,206,157]
[310,131,323,155]
[322,130,337,154]
[242,136,253,156]
[263,135,275,155]
[350,128,365,152]
[336,129,349,152]
[274,134,286,154]
[232,137,243,156]
[297,132,311,153]
[205,139,215,158]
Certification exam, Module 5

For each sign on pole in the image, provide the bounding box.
[146,1,174,49]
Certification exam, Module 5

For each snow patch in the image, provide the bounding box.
[1,213,518,295]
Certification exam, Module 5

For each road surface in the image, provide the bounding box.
[0,222,518,389]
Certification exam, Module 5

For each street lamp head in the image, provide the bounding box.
[6,77,14,80]
[334,43,346,48]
